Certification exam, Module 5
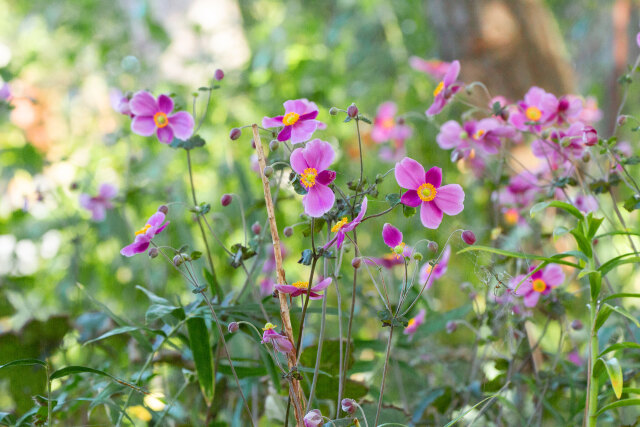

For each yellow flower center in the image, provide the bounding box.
[504,208,519,225]
[153,111,169,128]
[292,281,309,289]
[135,224,152,236]
[407,318,416,328]
[424,264,433,275]
[468,148,476,160]
[417,183,437,202]
[525,106,542,122]
[381,117,395,129]
[532,278,547,293]
[262,322,276,331]
[300,167,318,188]
[473,129,485,140]
[332,217,349,232]
[433,81,445,97]
[282,112,300,126]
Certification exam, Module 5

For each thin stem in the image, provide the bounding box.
[47,362,52,427]
[375,325,394,427]
[341,229,359,413]
[586,299,599,427]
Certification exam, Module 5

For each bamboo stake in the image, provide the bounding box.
[251,124,305,426]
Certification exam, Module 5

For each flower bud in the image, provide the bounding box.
[304,409,323,427]
[228,322,239,333]
[571,319,583,330]
[70,182,78,190]
[329,107,338,116]
[221,194,232,207]
[251,139,256,149]
[148,247,159,259]
[269,139,280,151]
[229,128,241,140]
[251,221,261,235]
[283,226,293,237]
[582,152,591,163]
[397,116,405,125]
[173,254,186,267]
[351,257,361,269]
[263,165,274,178]
[347,103,358,118]
[158,204,169,214]
[461,230,476,245]
[582,125,597,146]
[341,398,357,415]
[446,320,457,334]
[412,252,423,261]
[427,241,438,253]
[214,68,224,81]
[617,115,627,126]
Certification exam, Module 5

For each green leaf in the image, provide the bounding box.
[136,285,170,305]
[385,193,401,208]
[598,254,640,276]
[444,392,502,426]
[0,359,47,370]
[588,271,602,301]
[530,201,584,220]
[169,134,206,150]
[608,304,640,328]
[83,326,141,345]
[456,245,582,268]
[49,366,144,394]
[587,216,604,239]
[599,342,640,358]
[595,304,613,331]
[595,357,623,399]
[570,228,592,258]
[186,316,215,404]
[603,293,640,303]
[594,398,640,416]
[553,226,570,240]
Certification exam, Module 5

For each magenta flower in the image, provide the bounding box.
[395,158,465,229]
[382,223,413,259]
[290,139,336,217]
[509,264,564,307]
[130,91,194,144]
[259,278,275,297]
[79,183,117,221]
[574,194,599,214]
[261,323,293,354]
[532,122,585,168]
[275,277,331,300]
[409,56,451,80]
[262,99,322,144]
[546,95,583,126]
[437,118,514,156]
[120,210,170,257]
[323,197,368,250]
[110,89,133,116]
[371,102,410,142]
[426,60,462,117]
[0,83,11,101]
[419,244,451,289]
[303,409,323,427]
[568,349,584,366]
[509,87,557,132]
[404,308,426,336]
[364,254,406,269]
[577,96,602,124]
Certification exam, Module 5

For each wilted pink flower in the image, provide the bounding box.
[395,158,465,229]
[120,210,170,257]
[261,323,293,354]
[409,56,450,80]
[275,277,332,300]
[290,139,336,217]
[262,99,323,144]
[419,244,450,289]
[79,183,117,221]
[323,197,367,250]
[509,86,557,133]
[426,60,462,116]
[509,264,565,307]
[304,409,323,427]
[0,83,11,101]
[382,223,413,258]
[130,91,194,143]
[259,278,275,297]
[404,308,426,336]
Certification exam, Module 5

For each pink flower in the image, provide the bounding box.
[364,254,406,269]
[574,194,598,214]
[275,277,332,300]
[259,278,275,297]
[437,118,514,156]
[79,183,117,221]
[419,244,451,289]
[532,122,585,168]
[576,96,602,124]
[509,264,564,308]
[382,223,413,258]
[496,171,539,209]
[404,308,426,336]
[545,95,583,126]
[304,409,323,427]
[120,210,170,257]
[568,349,584,366]
[323,197,367,250]
[290,139,336,217]
[110,89,133,116]
[371,102,412,142]
[395,158,465,229]
[261,322,293,354]
[509,87,557,133]
[130,91,194,144]
[0,83,11,101]
[426,60,462,116]
[262,99,323,144]
[409,57,450,80]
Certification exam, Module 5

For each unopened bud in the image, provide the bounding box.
[329,107,338,116]
[461,230,476,245]
[351,257,361,269]
[221,194,232,207]
[617,115,627,126]
[263,165,274,178]
[228,322,239,333]
[158,204,169,214]
[229,128,241,140]
[283,226,293,237]
[427,241,438,253]
[347,103,358,118]
[251,221,261,235]
[397,116,405,125]
[269,139,280,151]
[446,320,457,334]
[173,254,186,267]
[341,398,357,415]
[70,182,78,190]
[582,125,598,146]
[571,320,583,330]
[214,68,224,81]
[412,252,423,261]
[148,248,159,259]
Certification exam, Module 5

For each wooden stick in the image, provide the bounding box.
[251,124,305,426]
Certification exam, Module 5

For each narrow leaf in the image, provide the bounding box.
[186,316,215,404]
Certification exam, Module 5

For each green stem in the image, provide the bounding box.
[47,362,52,427]
[587,298,599,427]
[375,325,394,426]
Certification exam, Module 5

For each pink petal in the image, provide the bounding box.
[120,238,150,257]
[311,277,332,292]
[523,291,541,308]
[99,183,118,199]
[302,139,335,171]
[290,120,318,144]
[131,116,156,136]
[303,184,335,217]
[443,60,460,86]
[377,101,397,119]
[262,116,284,128]
[298,110,318,121]
[147,211,166,227]
[283,99,307,114]
[277,125,292,141]
[382,223,403,247]
[426,96,446,117]
[157,94,174,114]
[436,120,464,149]
[434,184,464,215]
[275,284,299,294]
[542,264,565,287]
[130,91,158,116]
[395,157,425,190]
[400,190,421,207]
[316,170,336,186]
[424,167,443,187]
[157,126,174,144]
[420,201,443,229]
[352,196,368,224]
[290,147,309,174]
[155,221,169,235]
[168,112,194,140]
